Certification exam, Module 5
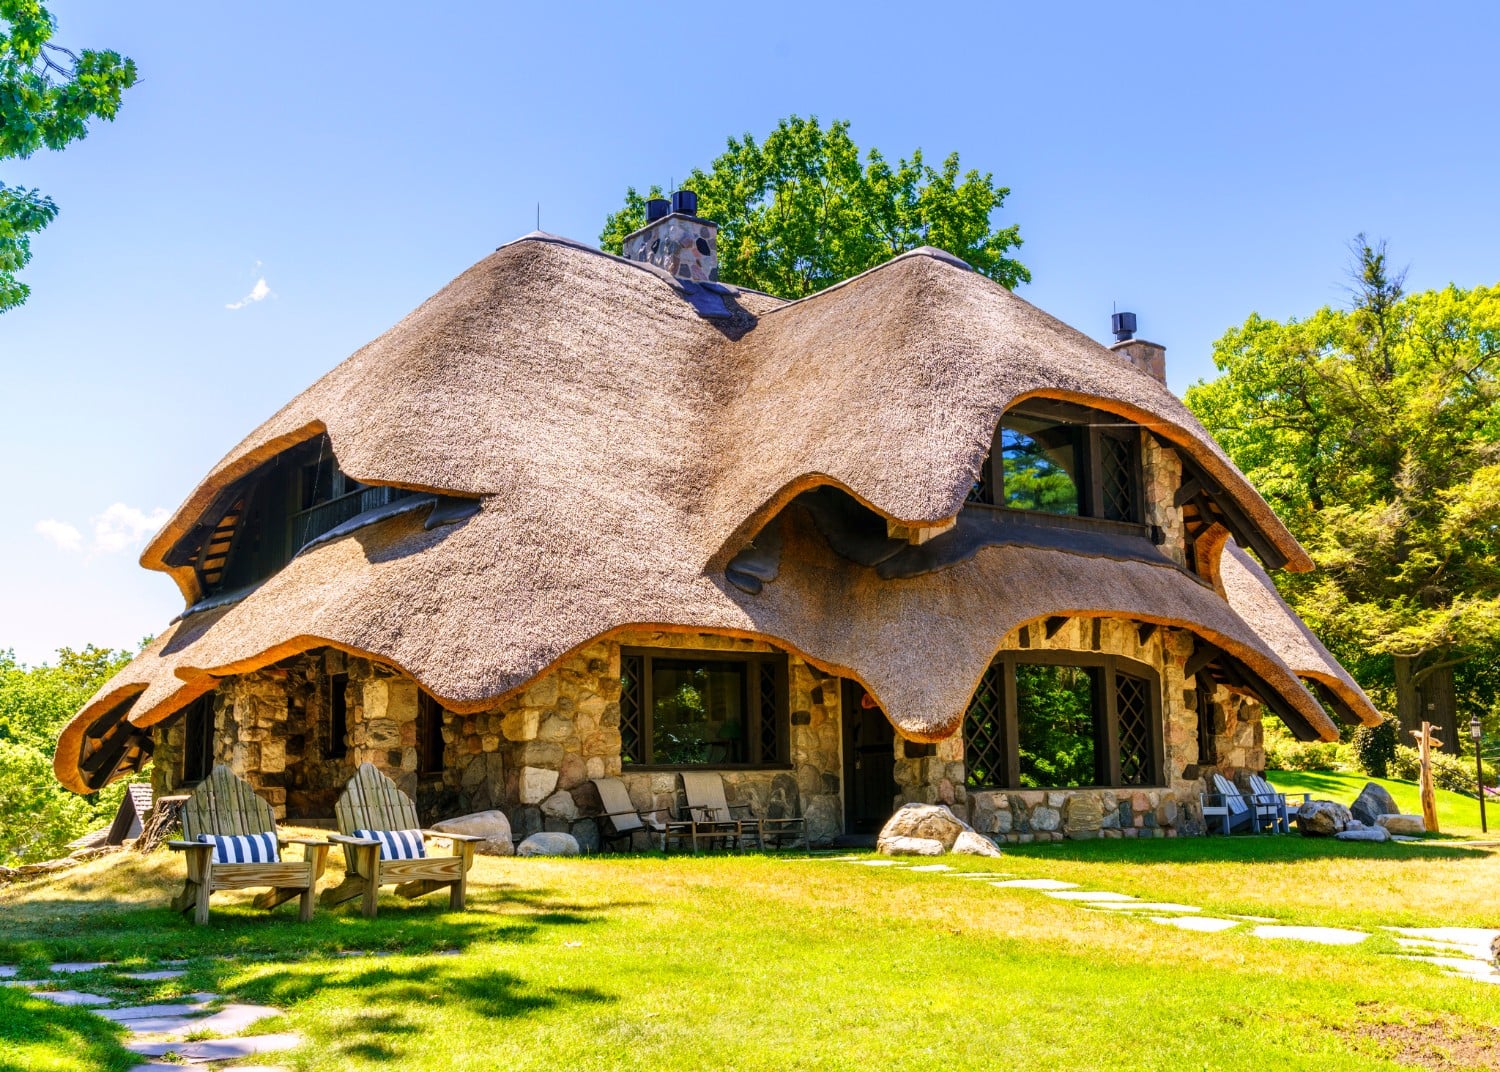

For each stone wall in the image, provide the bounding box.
[1141,433,1187,569]
[957,615,1266,841]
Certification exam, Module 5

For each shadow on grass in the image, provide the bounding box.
[0,985,133,1072]
[0,882,635,966]
[1002,835,1491,865]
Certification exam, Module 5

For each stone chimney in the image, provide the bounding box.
[1108,310,1166,383]
[622,189,718,282]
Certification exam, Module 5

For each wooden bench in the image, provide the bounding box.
[169,765,329,925]
[320,763,480,918]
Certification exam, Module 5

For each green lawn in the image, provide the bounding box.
[1,837,1497,1072]
[1267,769,1492,837]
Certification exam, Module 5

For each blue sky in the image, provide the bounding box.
[3,2,1498,665]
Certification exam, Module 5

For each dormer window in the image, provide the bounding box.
[969,401,1142,525]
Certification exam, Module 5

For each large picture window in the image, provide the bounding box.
[963,651,1162,790]
[618,648,789,768]
[970,401,1142,525]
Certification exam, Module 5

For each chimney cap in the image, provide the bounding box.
[645,197,670,222]
[1111,311,1138,342]
[670,189,698,216]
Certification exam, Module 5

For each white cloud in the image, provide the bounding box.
[35,503,169,556]
[226,276,272,310]
[91,503,170,553]
[35,518,84,552]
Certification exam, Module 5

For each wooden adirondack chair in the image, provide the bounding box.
[169,765,330,925]
[1248,773,1310,834]
[321,763,480,917]
[1200,772,1256,835]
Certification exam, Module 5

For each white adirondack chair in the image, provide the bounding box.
[1201,772,1256,835]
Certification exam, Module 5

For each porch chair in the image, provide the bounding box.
[591,776,686,852]
[321,763,481,917]
[1200,772,1257,835]
[169,764,330,925]
[1247,773,1311,834]
[678,772,806,852]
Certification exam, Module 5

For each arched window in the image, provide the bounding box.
[969,400,1142,525]
[962,651,1162,790]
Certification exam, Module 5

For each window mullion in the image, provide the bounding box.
[1003,657,1021,788]
[641,655,654,765]
[1103,659,1122,787]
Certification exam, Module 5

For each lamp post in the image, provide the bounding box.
[1472,715,1488,834]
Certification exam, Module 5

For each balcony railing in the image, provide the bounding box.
[288,484,416,554]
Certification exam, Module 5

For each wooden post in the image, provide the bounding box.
[1410,722,1443,834]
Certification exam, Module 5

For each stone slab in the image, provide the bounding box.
[127,1065,187,1072]
[1397,955,1500,980]
[97,1002,215,1022]
[0,966,15,978]
[908,864,954,872]
[854,860,902,867]
[127,1033,302,1060]
[1,980,43,987]
[1388,926,1500,947]
[181,1003,282,1035]
[1227,914,1280,923]
[990,878,1079,890]
[123,970,186,981]
[50,961,112,974]
[1045,891,1136,902]
[1250,925,1368,945]
[1150,916,1242,932]
[1090,902,1202,913]
[35,990,112,1006]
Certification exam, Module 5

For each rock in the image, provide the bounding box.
[878,836,946,857]
[1375,813,1427,836]
[431,809,514,856]
[951,831,1003,857]
[1335,824,1391,842]
[801,795,842,846]
[1350,783,1401,826]
[519,766,559,804]
[516,832,580,857]
[876,803,970,852]
[1295,800,1351,837]
[540,791,579,821]
[1063,796,1103,840]
[1030,806,1061,833]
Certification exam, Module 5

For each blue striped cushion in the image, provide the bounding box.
[198,832,280,864]
[352,828,426,860]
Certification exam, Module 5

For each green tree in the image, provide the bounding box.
[1185,239,1500,752]
[0,644,135,864]
[600,115,1028,299]
[1,0,136,311]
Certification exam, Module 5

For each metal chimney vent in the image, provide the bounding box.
[670,189,698,216]
[645,197,670,222]
[1111,311,1138,342]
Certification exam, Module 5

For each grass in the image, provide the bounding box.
[0,835,1497,1072]
[1267,769,1493,837]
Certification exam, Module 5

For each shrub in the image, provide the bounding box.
[1351,717,1399,778]
[1266,738,1343,772]
[1391,744,1478,796]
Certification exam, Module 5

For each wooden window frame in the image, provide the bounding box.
[963,650,1164,791]
[326,673,349,760]
[620,647,792,771]
[971,400,1147,531]
[417,690,446,776]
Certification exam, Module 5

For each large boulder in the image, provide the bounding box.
[1335,823,1391,842]
[879,836,946,857]
[431,809,515,856]
[877,803,969,852]
[516,831,580,857]
[1295,800,1352,837]
[1375,813,1427,836]
[952,831,1003,857]
[1350,783,1401,826]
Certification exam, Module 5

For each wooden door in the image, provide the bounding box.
[843,681,896,835]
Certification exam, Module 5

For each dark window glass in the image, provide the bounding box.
[620,654,644,764]
[963,663,1008,788]
[651,658,748,765]
[182,694,215,784]
[1196,682,1218,765]
[1014,663,1100,788]
[1000,414,1082,515]
[418,691,445,774]
[327,673,348,760]
[1114,672,1154,785]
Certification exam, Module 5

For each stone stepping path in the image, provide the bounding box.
[0,959,306,1066]
[833,856,1499,985]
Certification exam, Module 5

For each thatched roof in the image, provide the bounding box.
[57,235,1358,792]
[1217,541,1380,725]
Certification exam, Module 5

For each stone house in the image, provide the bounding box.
[54,191,1381,846]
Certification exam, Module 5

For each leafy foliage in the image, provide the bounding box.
[600,115,1029,299]
[1350,716,1399,779]
[1185,239,1500,730]
[0,0,136,310]
[1015,664,1097,788]
[1390,744,1478,797]
[0,645,135,864]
